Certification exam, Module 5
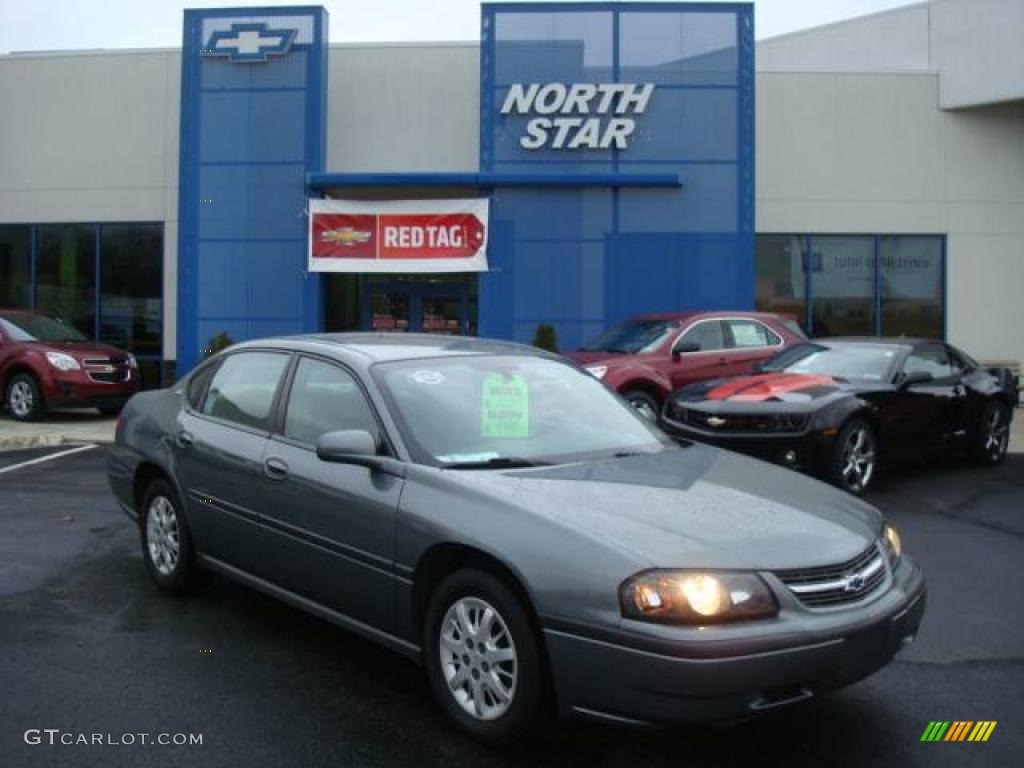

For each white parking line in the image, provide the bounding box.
[0,444,99,476]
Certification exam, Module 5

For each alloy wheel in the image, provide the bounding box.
[9,380,33,418]
[983,407,1009,462]
[841,426,875,492]
[146,496,180,576]
[439,597,517,721]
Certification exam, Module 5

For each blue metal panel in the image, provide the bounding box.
[177,6,328,375]
[479,2,755,349]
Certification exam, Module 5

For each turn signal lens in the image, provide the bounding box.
[884,523,902,565]
[620,570,778,624]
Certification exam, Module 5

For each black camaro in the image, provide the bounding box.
[660,338,1017,494]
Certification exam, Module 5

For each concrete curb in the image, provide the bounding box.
[0,434,69,450]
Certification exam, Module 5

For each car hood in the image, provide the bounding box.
[677,372,851,404]
[439,445,882,571]
[23,340,129,360]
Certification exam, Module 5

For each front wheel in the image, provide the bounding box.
[6,373,45,422]
[972,401,1010,466]
[830,417,878,495]
[424,569,544,746]
[623,390,659,422]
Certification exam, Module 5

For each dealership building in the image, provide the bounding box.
[0,0,1022,384]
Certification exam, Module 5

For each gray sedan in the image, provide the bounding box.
[107,334,925,745]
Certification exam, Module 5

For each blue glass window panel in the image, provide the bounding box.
[622,88,736,163]
[200,50,309,90]
[493,12,612,84]
[199,91,305,163]
[619,12,737,87]
[617,164,737,233]
[198,164,306,240]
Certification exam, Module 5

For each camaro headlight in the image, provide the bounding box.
[45,351,81,371]
[883,523,902,566]
[620,570,778,624]
[585,365,608,380]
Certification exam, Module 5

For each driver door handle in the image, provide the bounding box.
[263,456,290,481]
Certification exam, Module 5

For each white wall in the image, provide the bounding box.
[756,71,1024,365]
[326,43,479,173]
[0,49,180,359]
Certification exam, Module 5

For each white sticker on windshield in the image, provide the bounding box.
[411,369,446,385]
[437,452,500,463]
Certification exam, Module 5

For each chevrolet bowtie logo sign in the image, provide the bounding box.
[202,22,297,63]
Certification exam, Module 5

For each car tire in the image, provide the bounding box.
[424,569,544,746]
[829,417,878,495]
[5,372,45,422]
[972,401,1010,466]
[623,390,659,422]
[140,478,207,594]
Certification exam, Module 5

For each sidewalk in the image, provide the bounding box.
[0,410,116,449]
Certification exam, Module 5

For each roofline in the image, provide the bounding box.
[757,0,928,46]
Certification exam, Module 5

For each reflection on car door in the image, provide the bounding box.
[257,355,402,632]
[174,351,291,574]
[722,319,783,376]
[669,320,729,388]
[890,343,965,451]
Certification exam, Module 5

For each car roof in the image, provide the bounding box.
[817,336,932,347]
[237,332,556,363]
[628,310,790,322]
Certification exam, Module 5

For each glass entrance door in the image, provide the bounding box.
[362,279,471,335]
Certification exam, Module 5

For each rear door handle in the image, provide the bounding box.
[176,431,194,448]
[263,456,289,481]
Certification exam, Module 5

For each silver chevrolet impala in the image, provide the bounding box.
[107,334,926,745]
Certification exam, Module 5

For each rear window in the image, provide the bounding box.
[200,352,290,431]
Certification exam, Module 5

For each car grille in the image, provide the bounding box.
[774,542,888,609]
[83,358,130,384]
[667,404,808,434]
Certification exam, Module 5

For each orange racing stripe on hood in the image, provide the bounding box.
[705,373,836,402]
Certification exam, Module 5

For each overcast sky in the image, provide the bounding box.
[0,0,921,54]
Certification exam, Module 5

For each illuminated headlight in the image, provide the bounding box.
[883,523,902,566]
[620,570,778,624]
[585,365,608,380]
[45,351,81,371]
[127,353,138,369]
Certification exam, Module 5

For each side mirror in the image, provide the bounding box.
[899,370,933,390]
[673,341,700,358]
[316,429,380,468]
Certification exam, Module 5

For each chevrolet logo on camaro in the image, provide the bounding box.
[203,22,297,63]
[706,416,726,427]
[320,227,372,246]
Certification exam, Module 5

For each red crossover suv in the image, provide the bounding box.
[0,309,141,421]
[565,311,806,420]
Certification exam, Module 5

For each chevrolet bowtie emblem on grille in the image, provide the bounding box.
[706,416,726,427]
[844,573,866,592]
[202,22,297,63]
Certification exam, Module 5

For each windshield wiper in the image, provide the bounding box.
[441,457,551,470]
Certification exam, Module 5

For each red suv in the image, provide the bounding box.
[0,309,141,421]
[565,311,806,420]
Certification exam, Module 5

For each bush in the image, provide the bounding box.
[202,331,234,359]
[531,323,558,353]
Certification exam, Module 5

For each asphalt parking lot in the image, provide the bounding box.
[1,445,1021,768]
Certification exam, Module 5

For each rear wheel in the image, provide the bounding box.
[830,418,877,495]
[972,401,1010,466]
[6,373,45,422]
[140,479,207,594]
[623,390,659,422]
[424,569,544,746]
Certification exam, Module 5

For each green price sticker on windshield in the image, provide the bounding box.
[481,373,530,438]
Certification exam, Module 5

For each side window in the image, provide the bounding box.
[677,321,725,352]
[903,344,956,380]
[284,357,379,446]
[726,319,781,349]
[185,361,219,410]
[200,352,289,430]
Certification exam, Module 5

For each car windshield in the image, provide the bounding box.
[762,343,900,382]
[0,313,87,343]
[581,319,677,354]
[374,355,675,467]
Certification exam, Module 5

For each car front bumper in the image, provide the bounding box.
[41,369,140,410]
[542,557,926,726]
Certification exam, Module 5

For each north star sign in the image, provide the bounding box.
[500,83,655,150]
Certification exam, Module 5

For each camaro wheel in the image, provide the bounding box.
[140,479,206,593]
[973,402,1010,466]
[624,390,659,422]
[424,569,544,746]
[831,418,877,495]
[6,373,45,422]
